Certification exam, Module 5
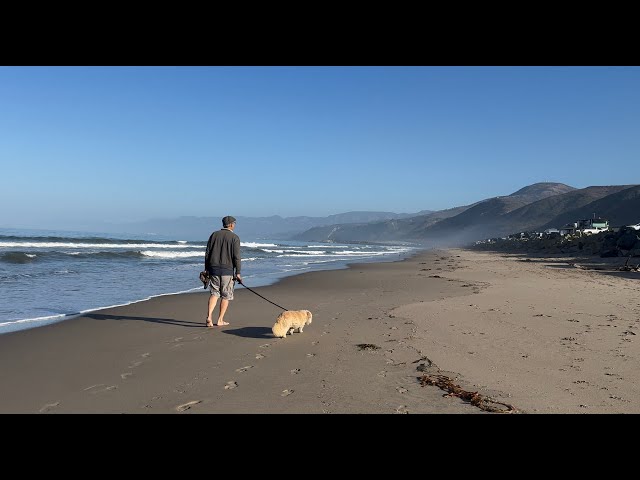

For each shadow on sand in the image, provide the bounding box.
[83,313,202,328]
[222,326,273,339]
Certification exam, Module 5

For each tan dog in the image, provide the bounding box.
[272,310,313,338]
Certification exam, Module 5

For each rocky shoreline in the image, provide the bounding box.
[472,227,640,266]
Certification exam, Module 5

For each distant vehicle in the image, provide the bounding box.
[577,217,609,235]
[627,223,640,230]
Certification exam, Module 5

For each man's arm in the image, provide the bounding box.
[233,236,241,280]
[204,236,211,269]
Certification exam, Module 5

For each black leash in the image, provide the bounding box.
[236,279,288,311]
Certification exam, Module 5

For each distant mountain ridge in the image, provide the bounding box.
[106,210,433,241]
[538,185,640,231]
[506,182,578,202]
[293,182,640,246]
[98,182,640,246]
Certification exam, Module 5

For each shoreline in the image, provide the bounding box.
[1,246,638,413]
[0,286,206,335]
[0,248,418,335]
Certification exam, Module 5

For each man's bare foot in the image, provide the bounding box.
[216,321,230,326]
[206,318,214,328]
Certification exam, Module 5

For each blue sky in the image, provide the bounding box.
[1,66,639,230]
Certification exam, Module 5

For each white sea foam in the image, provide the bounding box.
[333,250,385,255]
[140,250,204,258]
[301,260,339,265]
[139,252,261,260]
[280,266,312,273]
[0,242,196,249]
[262,249,325,255]
[242,242,278,248]
[277,251,386,258]
[0,313,68,328]
[307,245,350,248]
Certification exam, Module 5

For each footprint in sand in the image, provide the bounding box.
[255,353,266,360]
[39,402,60,413]
[121,372,133,379]
[170,343,184,349]
[281,389,294,397]
[396,386,408,394]
[609,395,629,402]
[377,371,387,377]
[84,383,103,390]
[395,405,409,414]
[84,384,117,394]
[312,341,319,345]
[129,361,143,368]
[235,365,254,373]
[291,368,300,375]
[306,353,315,357]
[224,381,238,390]
[259,343,271,348]
[141,353,151,358]
[175,400,201,412]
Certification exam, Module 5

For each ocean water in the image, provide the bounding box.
[0,228,417,335]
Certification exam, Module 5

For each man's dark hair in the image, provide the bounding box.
[222,215,236,227]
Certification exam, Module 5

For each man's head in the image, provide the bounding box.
[222,215,236,228]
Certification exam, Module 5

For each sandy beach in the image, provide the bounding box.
[1,248,638,414]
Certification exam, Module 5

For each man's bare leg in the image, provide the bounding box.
[217,298,230,326]
[206,295,219,327]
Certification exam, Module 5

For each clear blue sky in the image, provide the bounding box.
[1,66,639,230]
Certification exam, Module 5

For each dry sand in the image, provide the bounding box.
[0,248,638,414]
[397,250,640,413]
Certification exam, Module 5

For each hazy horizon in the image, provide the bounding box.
[0,179,566,233]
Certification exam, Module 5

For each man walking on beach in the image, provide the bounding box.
[204,216,242,327]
